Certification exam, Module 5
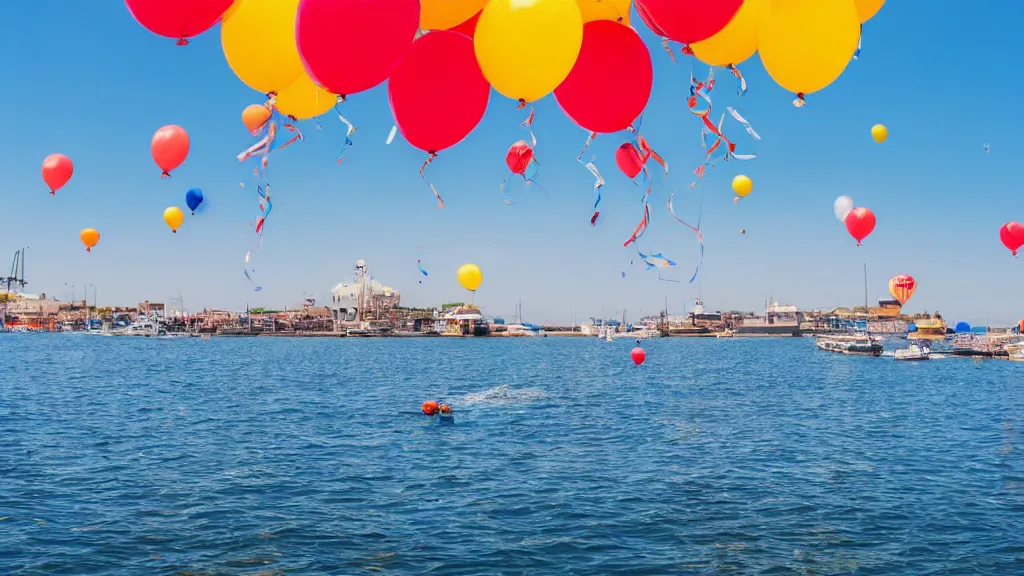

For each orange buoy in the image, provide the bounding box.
[422,400,439,416]
[439,403,452,416]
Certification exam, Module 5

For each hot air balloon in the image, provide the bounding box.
[888,274,916,306]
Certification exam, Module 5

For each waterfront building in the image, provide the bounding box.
[329,259,401,331]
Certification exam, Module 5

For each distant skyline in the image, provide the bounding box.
[2,2,1022,325]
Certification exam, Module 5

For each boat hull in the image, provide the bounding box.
[736,324,801,336]
[816,336,883,356]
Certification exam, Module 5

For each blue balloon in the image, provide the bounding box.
[185,188,204,214]
[954,321,971,333]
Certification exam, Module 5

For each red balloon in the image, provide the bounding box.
[296,0,420,97]
[616,143,645,179]
[634,0,742,44]
[845,207,876,246]
[41,154,73,195]
[449,11,481,38]
[554,21,653,134]
[999,222,1024,256]
[124,0,234,45]
[151,125,190,177]
[506,141,534,176]
[389,31,490,154]
[631,347,646,365]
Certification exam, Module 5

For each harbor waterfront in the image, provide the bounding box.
[3,336,1024,574]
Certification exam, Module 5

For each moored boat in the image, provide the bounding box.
[815,334,883,356]
[894,341,931,361]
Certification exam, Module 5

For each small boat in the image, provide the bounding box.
[894,341,931,361]
[815,334,883,356]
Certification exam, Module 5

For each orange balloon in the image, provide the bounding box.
[242,103,271,135]
[151,125,190,177]
[80,228,100,252]
[41,153,74,195]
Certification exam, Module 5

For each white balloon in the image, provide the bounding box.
[834,196,854,222]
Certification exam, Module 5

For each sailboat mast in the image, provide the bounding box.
[863,263,868,310]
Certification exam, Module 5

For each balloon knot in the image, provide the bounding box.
[49,190,55,196]
[516,98,527,110]
[681,44,694,56]
[176,37,189,46]
[857,241,862,246]
[172,230,177,234]
[86,247,91,252]
[161,171,171,179]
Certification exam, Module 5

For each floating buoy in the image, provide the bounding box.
[631,347,646,365]
[422,400,439,416]
[439,403,452,416]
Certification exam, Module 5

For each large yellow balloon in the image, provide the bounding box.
[275,73,335,120]
[457,263,483,292]
[420,0,488,30]
[576,0,631,24]
[691,0,765,66]
[475,0,584,103]
[758,0,860,96]
[855,0,884,23]
[164,206,184,234]
[221,0,304,94]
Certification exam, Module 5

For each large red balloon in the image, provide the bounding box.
[634,0,742,44]
[554,21,653,134]
[389,31,490,154]
[151,125,190,177]
[615,143,645,179]
[124,0,234,44]
[999,222,1024,256]
[41,154,73,195]
[296,0,420,97]
[845,207,876,246]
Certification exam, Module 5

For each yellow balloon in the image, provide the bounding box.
[164,206,184,233]
[275,73,335,120]
[691,0,765,66]
[855,0,884,22]
[475,0,584,103]
[732,175,753,198]
[758,0,859,95]
[457,263,483,292]
[576,0,631,24]
[221,0,304,94]
[420,0,488,31]
[871,124,888,143]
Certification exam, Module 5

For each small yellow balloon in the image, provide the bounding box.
[457,263,483,292]
[475,0,584,103]
[855,0,885,23]
[758,0,859,96]
[576,0,631,24]
[732,175,753,198]
[80,228,100,251]
[275,73,336,120]
[221,0,305,94]
[691,0,765,67]
[164,206,184,233]
[871,124,888,143]
[420,0,488,30]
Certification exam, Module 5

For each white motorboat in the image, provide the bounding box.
[894,341,931,361]
[815,334,884,356]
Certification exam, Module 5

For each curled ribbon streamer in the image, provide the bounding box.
[335,96,356,164]
[726,64,747,96]
[623,201,651,247]
[667,190,704,283]
[420,153,445,209]
[576,132,605,225]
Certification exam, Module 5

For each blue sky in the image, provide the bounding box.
[3,1,1022,325]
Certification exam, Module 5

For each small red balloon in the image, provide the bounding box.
[845,207,876,246]
[151,125,190,177]
[555,21,653,134]
[506,141,534,176]
[634,0,742,44]
[41,154,73,195]
[124,0,234,45]
[297,0,420,96]
[615,143,645,179]
[999,222,1024,256]
[631,347,646,365]
[389,31,490,154]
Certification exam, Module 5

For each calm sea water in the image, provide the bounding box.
[1,335,1023,575]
